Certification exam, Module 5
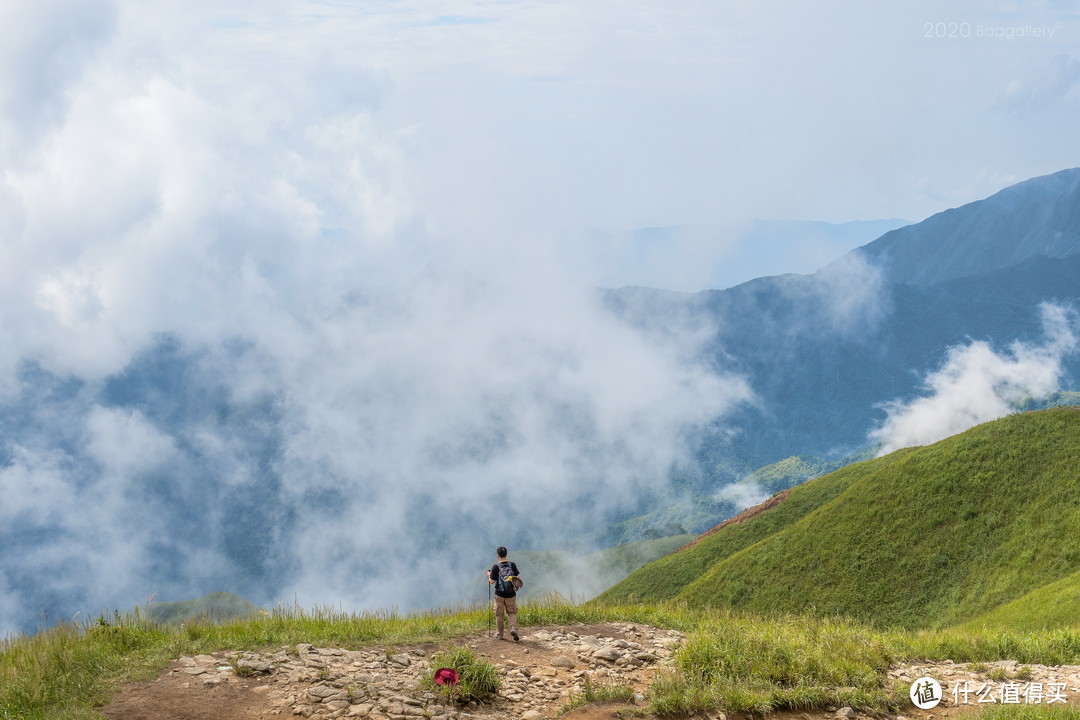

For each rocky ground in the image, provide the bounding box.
[99,622,682,720]
[98,623,1080,720]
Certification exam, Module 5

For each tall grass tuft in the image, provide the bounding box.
[427,645,501,701]
[649,610,899,715]
[646,607,1080,716]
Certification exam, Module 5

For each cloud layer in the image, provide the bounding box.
[871,303,1079,454]
[0,1,758,635]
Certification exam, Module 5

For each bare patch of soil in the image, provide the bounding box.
[679,489,793,552]
[98,661,273,720]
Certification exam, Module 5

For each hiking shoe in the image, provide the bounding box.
[511,630,519,642]
[494,634,504,640]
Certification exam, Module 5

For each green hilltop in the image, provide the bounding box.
[599,407,1080,630]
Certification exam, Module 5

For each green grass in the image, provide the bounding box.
[7,599,1080,719]
[427,645,500,701]
[644,607,1080,716]
[598,451,892,604]
[603,408,1080,630]
[649,611,900,715]
[959,569,1080,632]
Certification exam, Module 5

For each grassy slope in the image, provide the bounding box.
[597,450,911,604]
[602,408,1080,629]
[959,568,1080,632]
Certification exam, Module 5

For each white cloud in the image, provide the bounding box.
[0,0,117,161]
[0,439,155,630]
[999,54,1080,113]
[0,447,75,527]
[714,481,769,512]
[255,267,754,608]
[802,253,888,336]
[0,0,760,631]
[84,407,178,477]
[871,303,1079,454]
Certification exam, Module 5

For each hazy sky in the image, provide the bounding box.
[3,1,1080,288]
[2,1,1080,634]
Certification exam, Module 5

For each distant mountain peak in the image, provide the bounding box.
[853,167,1080,287]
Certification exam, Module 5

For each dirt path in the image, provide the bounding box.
[98,622,681,720]
[97,623,1080,720]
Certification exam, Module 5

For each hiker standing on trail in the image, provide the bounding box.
[487,546,521,641]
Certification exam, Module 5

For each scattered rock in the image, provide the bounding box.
[592,647,621,662]
[550,655,575,669]
[238,658,273,674]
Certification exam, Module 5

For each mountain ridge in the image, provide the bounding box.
[604,173,1080,500]
[852,167,1080,287]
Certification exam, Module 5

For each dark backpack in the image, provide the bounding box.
[495,561,522,594]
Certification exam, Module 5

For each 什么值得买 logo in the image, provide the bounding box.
[910,677,1069,707]
[910,677,942,709]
